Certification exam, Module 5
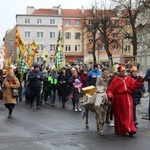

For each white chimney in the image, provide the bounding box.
[26,6,35,14]
[58,5,62,15]
[92,6,96,14]
[81,6,84,14]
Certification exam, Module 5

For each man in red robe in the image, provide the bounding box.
[106,65,144,136]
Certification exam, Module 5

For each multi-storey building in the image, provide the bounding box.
[16,6,62,65]
[3,27,16,63]
[62,8,84,63]
[136,3,150,71]
[0,45,4,69]
[3,5,134,66]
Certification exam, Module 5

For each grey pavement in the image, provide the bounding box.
[0,97,150,150]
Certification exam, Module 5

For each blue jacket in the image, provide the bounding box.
[28,70,44,89]
[131,76,145,104]
[86,69,101,86]
[144,68,150,92]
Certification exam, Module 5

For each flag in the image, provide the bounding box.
[2,42,6,67]
[16,25,25,53]
[3,44,6,66]
[15,25,28,75]
[6,54,12,72]
[55,31,65,68]
[19,56,28,74]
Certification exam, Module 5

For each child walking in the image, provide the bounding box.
[72,79,83,112]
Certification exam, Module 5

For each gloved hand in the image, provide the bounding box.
[107,95,112,101]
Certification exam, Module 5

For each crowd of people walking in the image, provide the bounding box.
[0,61,149,137]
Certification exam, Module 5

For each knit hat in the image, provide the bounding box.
[10,65,16,70]
[93,64,98,68]
[129,66,137,72]
[102,67,108,72]
[42,69,48,74]
[34,64,39,69]
[71,68,77,76]
[74,79,81,85]
[111,64,119,73]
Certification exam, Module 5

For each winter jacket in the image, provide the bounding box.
[58,73,70,96]
[48,73,58,90]
[80,74,87,88]
[28,70,44,89]
[96,73,110,90]
[131,76,145,104]
[86,69,101,86]
[2,75,20,104]
[72,87,83,102]
[144,68,150,92]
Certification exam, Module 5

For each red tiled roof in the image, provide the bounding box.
[32,9,58,15]
[32,8,125,18]
[62,9,88,17]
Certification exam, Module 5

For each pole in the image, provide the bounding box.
[121,37,123,64]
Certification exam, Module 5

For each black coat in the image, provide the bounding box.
[131,76,145,104]
[72,87,83,102]
[58,73,70,96]
[28,70,44,89]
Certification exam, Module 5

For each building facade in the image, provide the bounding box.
[16,6,62,66]
[136,3,150,71]
[3,5,135,67]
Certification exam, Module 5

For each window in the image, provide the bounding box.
[75,45,80,51]
[100,45,106,51]
[25,18,30,24]
[37,57,43,63]
[9,40,14,46]
[25,31,30,38]
[65,45,71,51]
[75,32,80,39]
[50,19,55,25]
[88,51,93,54]
[37,32,44,38]
[125,45,130,52]
[65,32,71,39]
[113,33,118,39]
[89,20,93,25]
[75,20,80,26]
[114,20,119,26]
[38,44,44,51]
[50,44,55,51]
[37,19,42,24]
[10,50,14,55]
[50,32,55,39]
[113,45,118,51]
[66,20,71,25]
[89,39,93,43]
[126,21,131,26]
[49,57,54,63]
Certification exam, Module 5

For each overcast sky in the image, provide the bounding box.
[0,0,111,46]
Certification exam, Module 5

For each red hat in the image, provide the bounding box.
[129,66,137,72]
[117,65,126,72]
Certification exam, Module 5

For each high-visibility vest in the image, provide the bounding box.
[48,76,58,85]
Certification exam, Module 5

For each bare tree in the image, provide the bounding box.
[113,0,145,60]
[82,1,123,67]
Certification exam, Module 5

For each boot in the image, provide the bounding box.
[8,109,12,118]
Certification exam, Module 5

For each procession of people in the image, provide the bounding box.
[0,61,149,137]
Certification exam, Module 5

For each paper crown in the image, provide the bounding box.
[117,65,126,72]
